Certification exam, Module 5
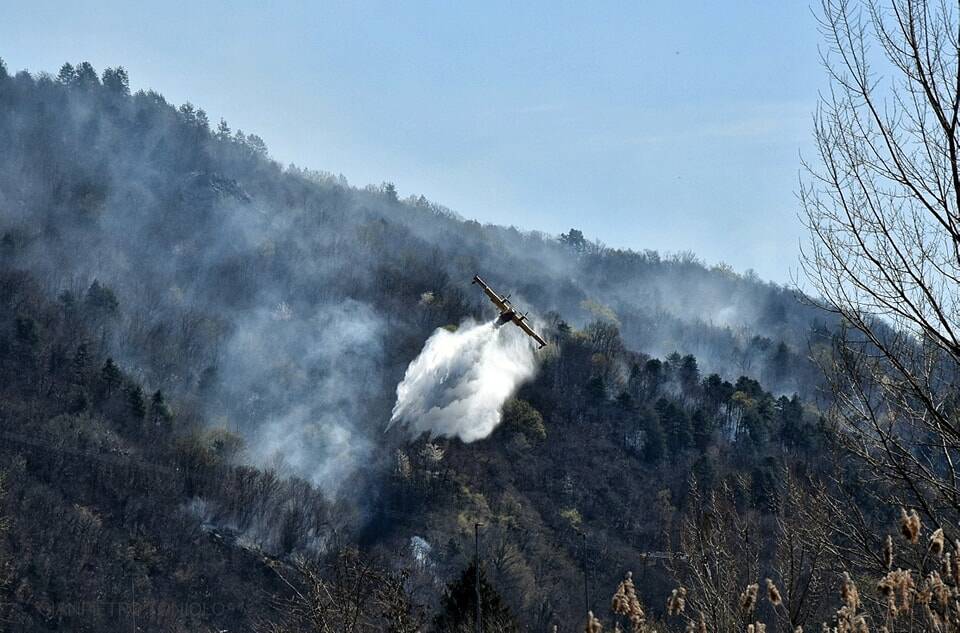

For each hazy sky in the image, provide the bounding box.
[1,1,824,283]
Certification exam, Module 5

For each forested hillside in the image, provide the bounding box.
[0,59,837,631]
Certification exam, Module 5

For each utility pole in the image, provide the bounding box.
[131,577,136,633]
[580,531,590,615]
[475,522,483,633]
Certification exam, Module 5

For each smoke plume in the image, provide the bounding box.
[390,319,538,442]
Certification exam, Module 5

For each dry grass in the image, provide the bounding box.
[580,505,960,633]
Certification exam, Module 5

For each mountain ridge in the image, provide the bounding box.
[0,59,831,631]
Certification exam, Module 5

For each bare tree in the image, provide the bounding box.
[801,0,960,530]
[260,548,422,633]
[670,479,761,633]
[771,474,839,630]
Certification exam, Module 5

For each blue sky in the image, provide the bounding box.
[1,1,824,283]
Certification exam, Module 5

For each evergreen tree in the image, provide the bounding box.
[701,373,733,415]
[502,398,545,440]
[767,341,791,387]
[750,459,780,511]
[678,354,700,397]
[559,228,587,252]
[246,134,267,155]
[215,118,231,141]
[57,62,76,84]
[741,407,771,447]
[126,384,146,421]
[639,409,665,463]
[68,388,88,414]
[433,562,519,633]
[656,398,692,454]
[691,408,711,451]
[84,280,119,316]
[100,357,121,398]
[150,389,172,427]
[734,375,764,400]
[664,351,683,379]
[626,362,643,397]
[194,108,210,131]
[72,342,89,383]
[47,344,67,377]
[74,62,99,88]
[693,453,717,489]
[14,316,38,347]
[382,181,399,203]
[614,390,635,413]
[585,375,606,408]
[642,358,663,397]
[58,290,77,313]
[777,394,806,449]
[101,67,129,95]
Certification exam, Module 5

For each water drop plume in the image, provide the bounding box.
[390,319,538,441]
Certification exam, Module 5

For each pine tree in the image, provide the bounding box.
[677,354,700,397]
[382,181,399,203]
[72,342,89,381]
[691,408,712,451]
[246,134,268,156]
[656,398,692,454]
[777,394,806,449]
[74,62,99,88]
[215,118,231,141]
[585,375,607,408]
[57,62,76,84]
[14,316,38,347]
[641,413,665,463]
[642,358,663,397]
[433,562,519,633]
[100,358,121,398]
[126,384,146,421]
[767,341,791,387]
[150,390,172,427]
[101,67,129,95]
[84,280,119,316]
[559,228,587,252]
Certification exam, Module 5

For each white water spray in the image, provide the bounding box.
[389,319,538,442]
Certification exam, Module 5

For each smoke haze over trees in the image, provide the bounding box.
[0,43,927,632]
[0,58,828,488]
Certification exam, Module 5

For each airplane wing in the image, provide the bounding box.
[516,318,548,349]
[472,275,510,311]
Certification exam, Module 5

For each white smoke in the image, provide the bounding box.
[390,319,538,442]
[228,299,385,494]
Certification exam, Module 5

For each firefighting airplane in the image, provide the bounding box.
[472,275,548,349]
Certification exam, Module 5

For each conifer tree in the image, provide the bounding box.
[126,384,146,421]
[150,389,172,427]
[433,562,519,633]
[100,358,121,398]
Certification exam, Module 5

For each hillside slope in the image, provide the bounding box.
[0,60,832,631]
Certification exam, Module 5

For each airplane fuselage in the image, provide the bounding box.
[472,275,547,348]
[495,309,516,326]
